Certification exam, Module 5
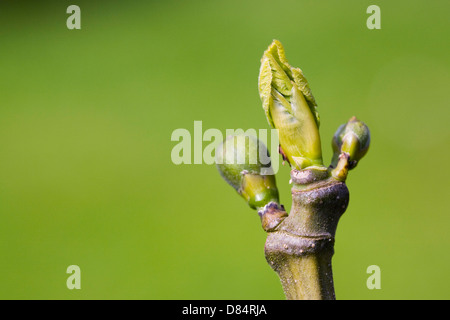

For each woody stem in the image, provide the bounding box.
[264,167,349,300]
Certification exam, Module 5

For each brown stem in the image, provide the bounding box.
[263,167,349,300]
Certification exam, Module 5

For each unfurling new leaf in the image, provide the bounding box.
[258,40,323,170]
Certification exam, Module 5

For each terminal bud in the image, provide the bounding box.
[258,40,323,170]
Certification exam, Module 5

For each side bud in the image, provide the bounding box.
[216,134,279,210]
[331,116,370,169]
[216,134,287,231]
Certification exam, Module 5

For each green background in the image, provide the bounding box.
[0,0,448,299]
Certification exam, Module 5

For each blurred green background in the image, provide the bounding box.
[0,0,448,299]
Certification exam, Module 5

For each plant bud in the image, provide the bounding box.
[258,40,323,170]
[216,134,279,210]
[331,116,370,169]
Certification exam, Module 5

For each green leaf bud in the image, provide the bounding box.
[331,116,370,169]
[258,40,323,170]
[216,134,279,210]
